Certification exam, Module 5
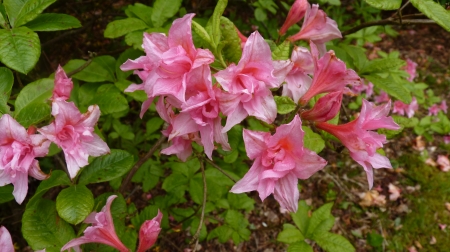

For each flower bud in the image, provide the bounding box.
[301,91,342,122]
[279,0,308,35]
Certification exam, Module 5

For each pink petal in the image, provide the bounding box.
[12,172,28,204]
[243,129,270,160]
[230,159,264,194]
[137,210,163,252]
[274,173,300,212]
[52,65,73,101]
[0,226,14,252]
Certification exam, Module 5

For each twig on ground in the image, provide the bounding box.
[322,170,356,201]
[190,159,207,251]
[204,158,237,183]
[119,135,167,194]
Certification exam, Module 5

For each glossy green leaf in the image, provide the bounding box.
[277,224,305,244]
[56,185,94,225]
[192,20,214,49]
[302,126,325,154]
[14,78,53,127]
[0,185,14,204]
[227,193,255,211]
[0,4,7,28]
[288,241,313,252]
[78,149,134,185]
[126,3,153,26]
[210,0,228,46]
[24,13,81,31]
[306,203,334,237]
[314,232,355,252]
[7,0,56,27]
[272,40,291,60]
[104,18,148,38]
[364,0,401,10]
[0,67,13,114]
[63,59,113,82]
[0,27,40,74]
[151,0,183,28]
[410,0,450,32]
[22,198,75,252]
[365,74,411,104]
[219,16,242,64]
[94,84,129,115]
[274,96,297,114]
[360,58,405,75]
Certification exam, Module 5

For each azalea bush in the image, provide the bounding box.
[1,0,450,251]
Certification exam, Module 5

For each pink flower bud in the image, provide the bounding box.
[137,210,163,252]
[301,91,342,122]
[279,0,308,35]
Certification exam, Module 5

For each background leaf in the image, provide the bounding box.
[56,185,94,225]
[0,27,41,74]
[274,96,296,114]
[410,0,450,32]
[0,67,14,114]
[12,0,57,27]
[151,0,183,28]
[104,18,148,38]
[365,74,412,103]
[24,13,81,31]
[303,126,325,154]
[314,232,356,252]
[363,0,401,10]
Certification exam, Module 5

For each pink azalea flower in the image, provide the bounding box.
[437,155,450,172]
[428,104,440,116]
[444,135,450,144]
[279,0,308,35]
[230,115,327,212]
[317,100,400,189]
[288,4,341,55]
[235,26,247,49]
[0,226,14,252]
[51,65,73,101]
[215,31,281,132]
[121,14,214,117]
[137,210,163,252]
[374,91,390,104]
[405,59,418,82]
[393,97,418,118]
[280,46,314,103]
[439,100,448,113]
[61,195,129,252]
[0,114,50,204]
[38,101,110,179]
[299,42,360,105]
[301,91,343,122]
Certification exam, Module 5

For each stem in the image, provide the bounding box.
[15,71,23,88]
[190,159,207,251]
[119,135,167,194]
[67,58,93,77]
[342,19,436,36]
[204,158,237,183]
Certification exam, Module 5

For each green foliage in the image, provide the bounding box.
[151,0,183,28]
[303,126,325,153]
[24,13,81,31]
[0,185,14,204]
[364,0,402,10]
[410,0,450,32]
[0,67,13,114]
[278,201,355,252]
[56,185,94,225]
[274,96,297,114]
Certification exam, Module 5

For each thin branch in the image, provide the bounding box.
[342,19,436,36]
[67,58,93,77]
[119,135,167,194]
[160,235,183,252]
[190,159,207,251]
[398,1,411,14]
[15,71,23,88]
[41,21,93,47]
[204,158,237,183]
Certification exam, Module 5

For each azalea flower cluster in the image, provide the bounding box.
[123,0,400,212]
[0,66,110,204]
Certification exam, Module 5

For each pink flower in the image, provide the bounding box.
[61,195,129,252]
[374,91,390,103]
[299,42,360,105]
[38,101,110,179]
[51,65,73,101]
[348,82,373,98]
[301,91,342,122]
[439,100,448,113]
[388,183,401,201]
[428,104,440,116]
[317,100,400,189]
[405,59,418,82]
[235,26,247,49]
[444,135,450,144]
[279,0,308,35]
[215,31,281,132]
[0,226,14,252]
[0,114,50,204]
[393,97,418,118]
[281,46,314,103]
[437,155,450,172]
[137,210,163,252]
[121,14,214,117]
[288,4,341,55]
[230,115,327,212]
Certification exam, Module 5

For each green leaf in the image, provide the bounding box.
[189,176,204,204]
[22,198,75,251]
[410,0,450,32]
[0,67,14,114]
[146,117,164,135]
[210,0,228,46]
[277,224,305,244]
[367,231,384,247]
[63,59,113,82]
[287,241,313,252]
[94,84,129,115]
[104,18,148,38]
[190,217,208,241]
[363,0,401,10]
[227,193,255,211]
[360,58,405,75]
[78,149,134,185]
[274,96,297,114]
[207,225,233,243]
[254,7,267,21]
[56,185,94,225]
[365,74,411,104]
[338,44,368,71]
[219,16,242,64]
[272,40,291,60]
[306,203,334,238]
[24,13,81,31]
[291,200,311,235]
[151,0,183,28]
[0,4,7,29]
[0,27,40,74]
[314,232,355,252]
[8,0,56,27]
[126,3,153,26]
[93,56,116,82]
[302,126,325,153]
[192,20,214,49]
[0,185,14,204]
[14,78,53,127]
